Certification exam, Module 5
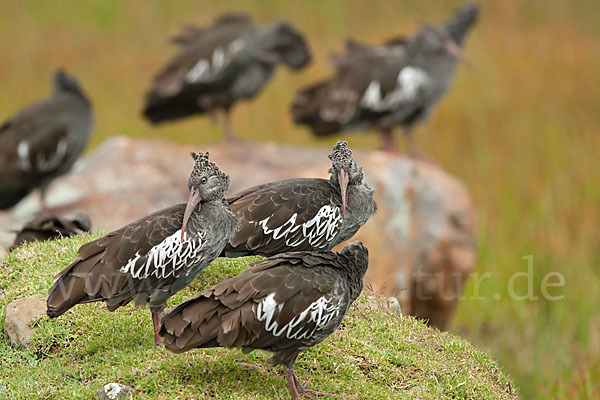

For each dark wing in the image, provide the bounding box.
[291,79,344,135]
[169,14,254,47]
[224,178,344,256]
[10,213,91,250]
[383,35,409,47]
[161,251,347,355]
[332,37,407,71]
[142,15,257,123]
[328,39,378,71]
[292,45,429,134]
[0,100,76,208]
[291,62,384,134]
[313,54,403,124]
[46,204,207,316]
[169,25,208,47]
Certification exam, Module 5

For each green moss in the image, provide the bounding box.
[1,234,518,399]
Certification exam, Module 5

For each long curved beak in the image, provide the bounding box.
[181,187,202,242]
[338,169,349,220]
[445,39,472,68]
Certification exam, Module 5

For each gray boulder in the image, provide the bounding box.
[4,294,47,347]
[0,137,476,329]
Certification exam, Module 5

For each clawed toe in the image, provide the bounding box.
[296,378,334,398]
[298,387,335,399]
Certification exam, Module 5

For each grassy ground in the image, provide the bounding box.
[1,235,517,399]
[0,1,599,398]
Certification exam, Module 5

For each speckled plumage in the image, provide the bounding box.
[223,141,377,257]
[291,4,479,154]
[47,152,237,346]
[0,69,93,209]
[160,241,369,400]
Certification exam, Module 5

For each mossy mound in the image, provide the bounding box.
[0,234,518,399]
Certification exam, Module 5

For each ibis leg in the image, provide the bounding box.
[151,309,163,347]
[209,109,218,125]
[291,369,334,399]
[223,107,236,142]
[380,128,396,152]
[284,366,301,400]
[403,128,425,160]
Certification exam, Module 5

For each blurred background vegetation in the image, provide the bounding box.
[0,0,598,398]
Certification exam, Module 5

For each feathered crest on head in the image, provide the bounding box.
[328,140,356,173]
[328,141,364,184]
[189,151,230,188]
[328,140,352,165]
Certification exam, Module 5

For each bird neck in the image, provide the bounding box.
[190,199,229,226]
[345,183,374,214]
[183,199,217,235]
[337,254,367,301]
[53,84,92,108]
[410,53,457,83]
[442,8,477,45]
[197,199,221,216]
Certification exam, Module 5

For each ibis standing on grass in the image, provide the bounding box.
[47,152,237,347]
[161,241,370,400]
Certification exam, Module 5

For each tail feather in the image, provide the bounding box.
[291,81,343,136]
[160,295,226,352]
[142,94,205,125]
[46,253,105,317]
[142,77,212,126]
[47,274,94,317]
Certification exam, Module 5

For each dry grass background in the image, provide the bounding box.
[0,1,599,398]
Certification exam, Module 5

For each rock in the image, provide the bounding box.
[4,294,47,347]
[359,294,402,316]
[387,296,402,315]
[95,383,136,400]
[0,137,476,329]
[357,157,477,329]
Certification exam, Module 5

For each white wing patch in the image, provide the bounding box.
[360,66,430,112]
[17,140,31,171]
[228,39,245,53]
[211,47,226,71]
[361,81,383,110]
[18,138,69,172]
[253,205,343,248]
[398,67,430,99]
[186,59,210,83]
[120,230,205,280]
[185,39,246,84]
[255,293,340,340]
